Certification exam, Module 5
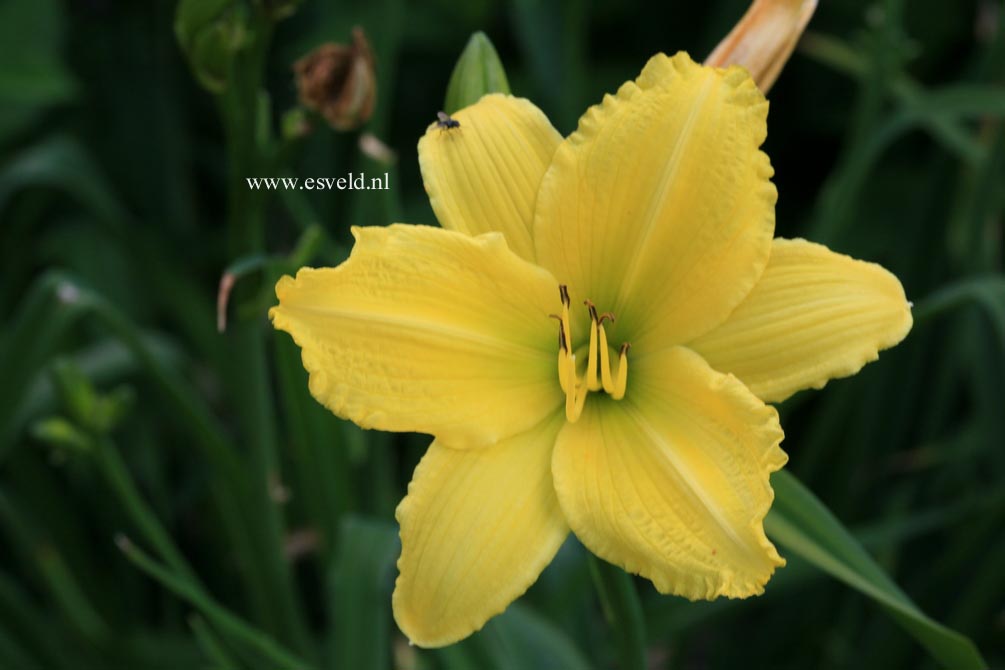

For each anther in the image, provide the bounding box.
[548,314,568,352]
[559,284,570,307]
[549,287,629,418]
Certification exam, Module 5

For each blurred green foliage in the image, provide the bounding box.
[0,0,1003,668]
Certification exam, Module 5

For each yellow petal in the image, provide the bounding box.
[552,346,787,600]
[270,224,562,448]
[705,0,818,93]
[689,238,913,403]
[419,94,562,261]
[534,52,775,346]
[393,414,568,647]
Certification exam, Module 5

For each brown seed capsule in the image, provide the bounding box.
[294,27,376,131]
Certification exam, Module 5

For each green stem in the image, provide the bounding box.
[0,492,109,642]
[912,276,1005,344]
[588,555,646,670]
[94,436,199,585]
[799,31,984,163]
[215,7,310,650]
[189,615,241,670]
[116,536,313,670]
[0,572,74,670]
[37,275,270,636]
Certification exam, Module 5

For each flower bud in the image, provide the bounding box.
[294,28,376,131]
[264,0,302,21]
[32,417,93,454]
[705,0,818,92]
[444,32,511,114]
[174,0,249,94]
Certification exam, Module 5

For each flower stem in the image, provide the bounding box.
[94,435,199,586]
[116,535,313,670]
[214,7,311,652]
[588,554,647,670]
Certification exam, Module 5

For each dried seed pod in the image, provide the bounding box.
[294,27,376,131]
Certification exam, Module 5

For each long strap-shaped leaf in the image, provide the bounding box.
[766,469,987,669]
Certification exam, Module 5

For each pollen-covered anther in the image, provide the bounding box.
[551,287,630,422]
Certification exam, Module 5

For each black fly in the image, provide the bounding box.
[436,111,460,131]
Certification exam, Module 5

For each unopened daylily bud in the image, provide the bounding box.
[174,0,249,94]
[444,32,511,114]
[281,107,312,141]
[32,417,93,453]
[705,0,818,92]
[294,28,376,131]
[48,360,135,436]
[264,0,302,22]
[50,360,99,430]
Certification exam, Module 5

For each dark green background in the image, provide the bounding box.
[0,0,1002,668]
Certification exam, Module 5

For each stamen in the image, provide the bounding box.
[598,321,615,394]
[558,288,572,357]
[549,287,629,421]
[548,314,567,353]
[584,302,601,392]
[564,354,587,422]
[612,342,631,400]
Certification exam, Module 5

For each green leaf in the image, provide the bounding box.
[766,469,988,669]
[0,136,130,230]
[0,0,77,141]
[472,603,593,670]
[444,31,511,114]
[188,615,241,670]
[116,536,313,670]
[914,276,1005,347]
[328,517,399,670]
[588,555,645,670]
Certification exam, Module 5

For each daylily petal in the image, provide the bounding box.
[552,346,787,599]
[270,224,562,448]
[534,52,775,345]
[419,94,563,261]
[393,414,568,647]
[689,238,913,403]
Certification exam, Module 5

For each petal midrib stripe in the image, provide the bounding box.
[284,303,549,357]
[623,401,763,565]
[615,75,715,309]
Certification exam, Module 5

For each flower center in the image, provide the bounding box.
[550,284,630,422]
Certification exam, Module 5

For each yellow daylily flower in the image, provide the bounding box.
[271,51,913,648]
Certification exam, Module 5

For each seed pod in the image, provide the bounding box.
[294,28,377,131]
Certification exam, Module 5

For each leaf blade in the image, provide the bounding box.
[766,470,987,670]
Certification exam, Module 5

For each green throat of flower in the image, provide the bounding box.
[551,284,631,422]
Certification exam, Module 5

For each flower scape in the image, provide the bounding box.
[270,51,912,647]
